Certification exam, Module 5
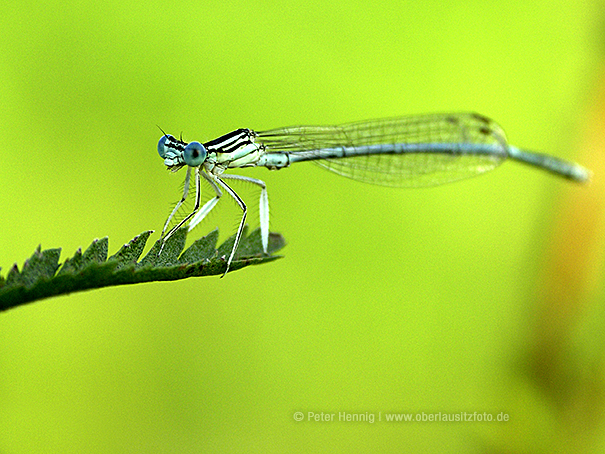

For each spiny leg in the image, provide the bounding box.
[219,174,269,254]
[161,167,192,238]
[214,176,247,276]
[159,167,202,254]
[188,171,223,232]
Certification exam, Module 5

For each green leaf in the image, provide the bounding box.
[0,227,285,312]
[177,229,219,264]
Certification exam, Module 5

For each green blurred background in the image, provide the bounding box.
[2,0,605,452]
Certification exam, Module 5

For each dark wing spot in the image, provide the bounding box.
[478,127,492,136]
[471,113,492,125]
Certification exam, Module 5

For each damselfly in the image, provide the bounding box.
[157,112,590,275]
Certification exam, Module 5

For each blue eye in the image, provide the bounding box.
[183,142,207,166]
[158,135,174,158]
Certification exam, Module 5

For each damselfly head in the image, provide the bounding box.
[157,130,207,169]
[157,134,188,170]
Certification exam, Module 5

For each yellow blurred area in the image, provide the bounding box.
[1,0,605,452]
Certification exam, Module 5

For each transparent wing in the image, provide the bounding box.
[256,112,509,187]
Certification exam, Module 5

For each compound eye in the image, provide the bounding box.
[157,135,174,158]
[183,141,207,166]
